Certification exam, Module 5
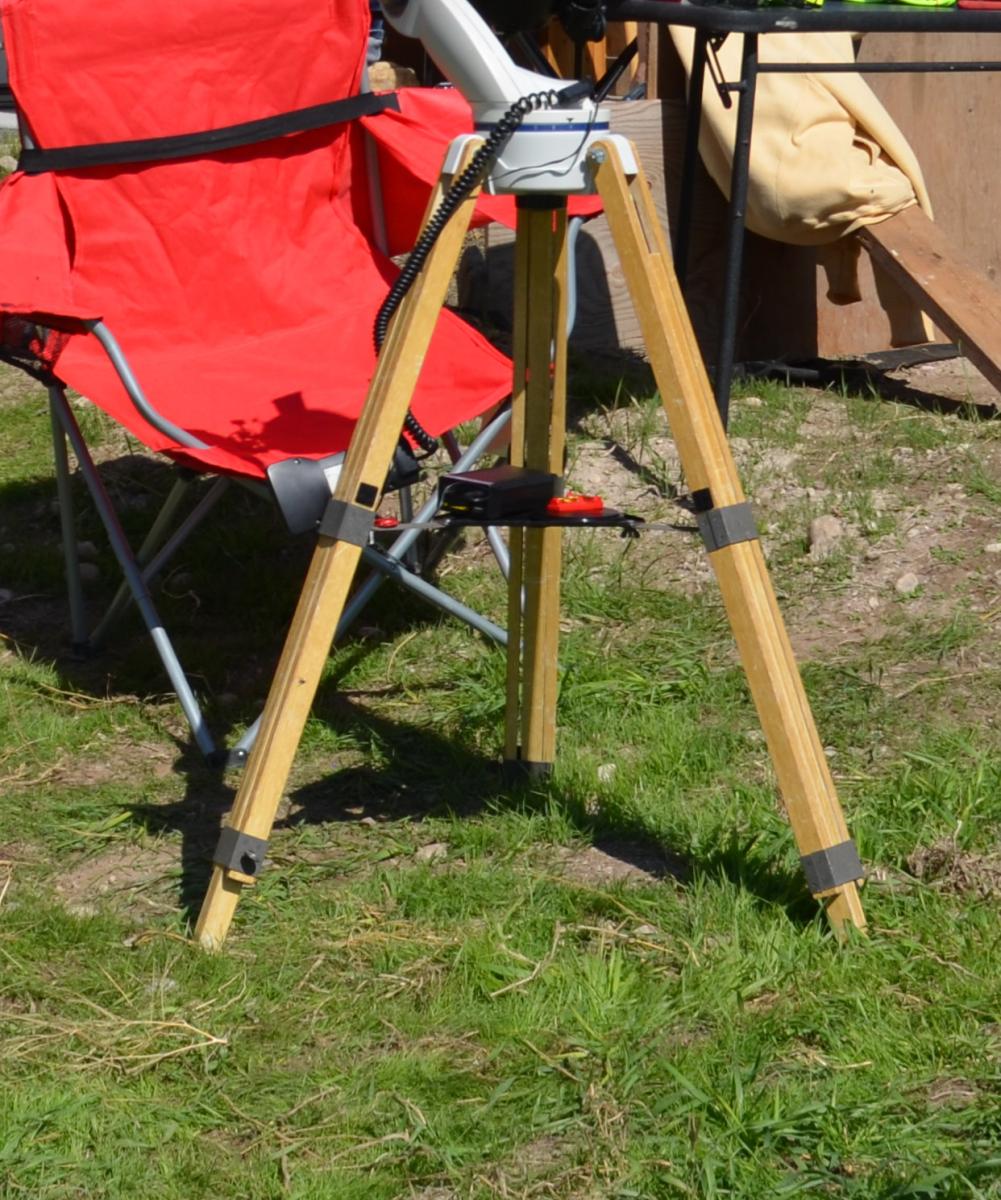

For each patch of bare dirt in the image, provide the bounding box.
[0,842,40,908]
[556,837,687,888]
[890,357,1000,411]
[1,739,178,796]
[472,1133,595,1200]
[58,743,177,787]
[572,378,1001,628]
[925,1077,981,1109]
[568,436,681,516]
[907,840,1001,900]
[0,841,37,866]
[53,843,178,919]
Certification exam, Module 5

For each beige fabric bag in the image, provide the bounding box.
[669,29,932,244]
[670,29,933,310]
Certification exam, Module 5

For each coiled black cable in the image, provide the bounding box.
[375,86,581,454]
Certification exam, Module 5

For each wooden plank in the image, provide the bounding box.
[540,26,606,80]
[597,32,1001,364]
[504,212,531,763]
[520,208,568,770]
[809,32,1001,358]
[861,33,1001,292]
[505,206,568,770]
[637,23,661,100]
[858,204,1001,395]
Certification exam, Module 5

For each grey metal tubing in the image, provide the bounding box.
[364,132,391,257]
[90,476,230,647]
[336,405,513,637]
[486,522,511,580]
[358,542,506,644]
[398,484,419,571]
[132,477,229,585]
[49,388,217,760]
[89,476,192,644]
[442,426,510,578]
[231,505,509,769]
[228,716,260,766]
[240,411,515,764]
[48,387,87,645]
[566,216,583,338]
[88,320,209,451]
[714,32,758,426]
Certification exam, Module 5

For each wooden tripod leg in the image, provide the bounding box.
[505,199,569,775]
[195,151,482,950]
[592,141,865,935]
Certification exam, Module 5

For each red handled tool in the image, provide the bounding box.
[546,490,604,516]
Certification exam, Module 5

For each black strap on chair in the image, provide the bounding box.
[18,91,400,174]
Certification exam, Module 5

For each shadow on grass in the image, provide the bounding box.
[128,694,509,926]
[748,352,1001,421]
[123,685,821,933]
[696,832,821,926]
[4,457,823,933]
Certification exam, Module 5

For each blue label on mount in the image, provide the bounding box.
[474,122,611,133]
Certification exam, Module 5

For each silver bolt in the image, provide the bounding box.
[587,147,607,165]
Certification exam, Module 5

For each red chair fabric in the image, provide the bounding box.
[0,0,513,479]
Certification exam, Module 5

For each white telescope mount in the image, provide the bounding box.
[380,0,634,196]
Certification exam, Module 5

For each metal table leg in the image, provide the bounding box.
[715,32,758,426]
[674,27,709,285]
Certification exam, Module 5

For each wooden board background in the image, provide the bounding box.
[718,32,1001,360]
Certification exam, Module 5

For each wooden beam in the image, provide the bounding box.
[858,204,1001,396]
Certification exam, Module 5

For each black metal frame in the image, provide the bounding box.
[607,1,1001,423]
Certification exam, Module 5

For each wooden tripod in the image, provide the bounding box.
[195,137,866,949]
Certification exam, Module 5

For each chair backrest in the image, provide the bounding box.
[5,0,366,152]
[0,0,370,340]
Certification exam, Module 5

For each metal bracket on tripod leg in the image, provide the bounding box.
[801,840,865,896]
[213,827,269,880]
[692,489,759,554]
[318,498,377,546]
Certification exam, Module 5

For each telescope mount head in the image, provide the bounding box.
[379,0,609,195]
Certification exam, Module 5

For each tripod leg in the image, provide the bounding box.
[505,198,569,776]
[195,151,482,949]
[591,141,865,935]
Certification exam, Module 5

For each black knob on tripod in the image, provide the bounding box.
[556,0,605,44]
[467,0,606,42]
[468,0,560,33]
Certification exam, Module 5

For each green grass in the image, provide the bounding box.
[3,362,1001,1198]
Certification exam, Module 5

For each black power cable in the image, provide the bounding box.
[374,81,591,453]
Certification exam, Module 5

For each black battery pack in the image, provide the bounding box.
[438,465,561,521]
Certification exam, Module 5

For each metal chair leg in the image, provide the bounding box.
[48,384,219,761]
[88,476,229,647]
[48,388,87,648]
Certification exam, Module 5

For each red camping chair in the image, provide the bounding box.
[0,0,516,764]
